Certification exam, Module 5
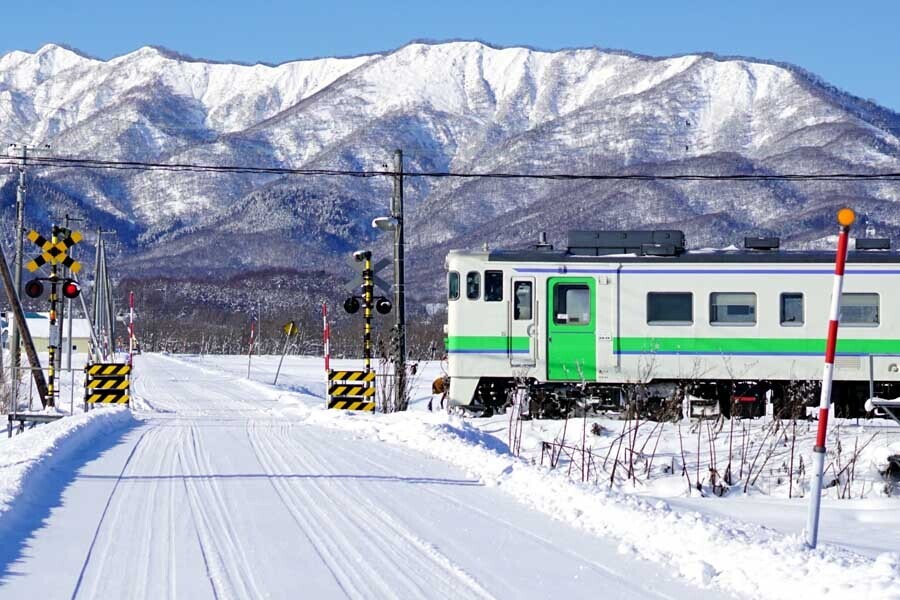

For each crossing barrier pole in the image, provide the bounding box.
[805,207,855,548]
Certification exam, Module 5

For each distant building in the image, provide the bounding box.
[2,312,93,353]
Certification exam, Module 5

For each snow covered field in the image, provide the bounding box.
[0,353,897,599]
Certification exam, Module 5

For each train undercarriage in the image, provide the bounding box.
[465,377,900,420]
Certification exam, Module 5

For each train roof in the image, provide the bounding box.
[453,229,900,264]
[483,248,900,264]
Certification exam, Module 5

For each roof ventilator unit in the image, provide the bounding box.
[641,243,677,257]
[744,237,780,250]
[533,231,554,251]
[566,230,685,256]
[855,238,891,250]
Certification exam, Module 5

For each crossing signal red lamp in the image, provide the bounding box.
[62,279,81,299]
[375,297,392,315]
[343,296,360,314]
[24,279,44,298]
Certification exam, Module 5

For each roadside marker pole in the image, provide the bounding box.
[323,303,330,373]
[127,291,135,367]
[247,318,256,379]
[805,207,855,549]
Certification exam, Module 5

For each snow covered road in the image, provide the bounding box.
[0,355,715,599]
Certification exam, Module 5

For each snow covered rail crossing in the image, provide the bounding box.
[0,354,713,599]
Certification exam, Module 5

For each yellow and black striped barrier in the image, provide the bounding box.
[327,369,375,412]
[85,362,131,406]
[86,363,131,377]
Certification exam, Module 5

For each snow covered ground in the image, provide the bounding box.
[0,353,897,599]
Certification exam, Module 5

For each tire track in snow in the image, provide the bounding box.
[346,436,684,600]
[71,425,155,599]
[247,421,496,600]
[246,421,375,599]
[177,424,264,600]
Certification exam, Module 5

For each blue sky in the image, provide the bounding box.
[4,0,899,111]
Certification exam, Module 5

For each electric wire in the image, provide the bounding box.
[0,154,899,181]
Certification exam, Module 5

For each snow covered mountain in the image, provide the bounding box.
[2,41,899,298]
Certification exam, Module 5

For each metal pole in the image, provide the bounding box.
[0,237,49,405]
[128,290,135,367]
[46,225,60,408]
[247,318,255,379]
[323,303,330,407]
[392,149,407,410]
[9,146,26,410]
[805,207,855,548]
[274,332,290,385]
[868,354,875,402]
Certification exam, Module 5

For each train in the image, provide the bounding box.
[445,229,900,418]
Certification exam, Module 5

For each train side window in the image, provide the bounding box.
[466,271,480,300]
[448,272,460,300]
[647,292,692,325]
[840,293,879,326]
[484,270,503,302]
[780,293,804,326]
[554,284,590,325]
[514,281,533,320]
[710,292,756,325]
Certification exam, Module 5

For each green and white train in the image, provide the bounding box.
[445,230,900,417]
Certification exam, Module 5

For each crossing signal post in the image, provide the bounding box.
[336,250,391,411]
[24,226,82,407]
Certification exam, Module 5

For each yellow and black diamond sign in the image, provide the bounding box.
[25,229,83,273]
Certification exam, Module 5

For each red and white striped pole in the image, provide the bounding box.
[323,302,331,407]
[323,302,330,373]
[127,291,135,367]
[805,207,855,548]
[247,317,256,379]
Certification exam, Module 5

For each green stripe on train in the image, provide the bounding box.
[615,337,900,355]
[446,335,530,351]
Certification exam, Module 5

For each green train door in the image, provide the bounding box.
[547,277,596,381]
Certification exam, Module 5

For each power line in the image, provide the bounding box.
[0,154,899,182]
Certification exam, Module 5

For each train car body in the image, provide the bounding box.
[446,231,900,417]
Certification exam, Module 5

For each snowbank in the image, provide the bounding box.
[0,408,135,521]
[286,408,900,600]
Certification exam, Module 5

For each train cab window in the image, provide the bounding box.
[484,270,503,302]
[448,272,460,300]
[514,281,533,320]
[466,271,480,300]
[647,292,693,325]
[780,293,804,326]
[553,284,590,325]
[710,292,756,325]
[840,293,879,326]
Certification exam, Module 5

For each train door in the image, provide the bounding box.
[509,277,536,367]
[547,277,596,381]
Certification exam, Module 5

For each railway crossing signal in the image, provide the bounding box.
[24,225,82,407]
[337,250,392,411]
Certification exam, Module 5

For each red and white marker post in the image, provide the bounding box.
[323,302,330,373]
[127,290,135,367]
[323,302,331,407]
[247,317,256,379]
[805,207,855,548]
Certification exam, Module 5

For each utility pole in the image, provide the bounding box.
[6,143,48,406]
[392,149,407,411]
[91,229,116,360]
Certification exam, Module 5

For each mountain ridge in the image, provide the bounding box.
[1,40,899,304]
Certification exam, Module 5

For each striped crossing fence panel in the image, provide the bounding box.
[327,369,376,412]
[84,362,131,407]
